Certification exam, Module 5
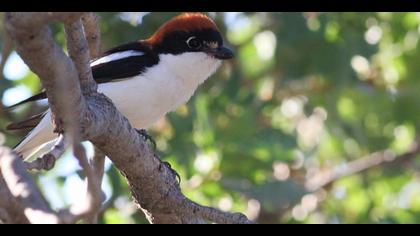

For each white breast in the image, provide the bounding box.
[98,52,221,128]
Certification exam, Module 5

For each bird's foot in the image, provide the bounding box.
[136,129,156,150]
[24,134,65,171]
[25,153,56,171]
[136,130,180,183]
[159,159,181,184]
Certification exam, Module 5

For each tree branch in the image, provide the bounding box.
[0,172,29,223]
[305,140,420,191]
[0,29,13,80]
[58,143,103,224]
[181,198,253,224]
[87,146,106,223]
[81,13,101,59]
[64,18,97,94]
[5,12,102,224]
[0,146,60,223]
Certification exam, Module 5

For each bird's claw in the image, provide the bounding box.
[136,129,180,183]
[136,129,156,150]
[160,160,181,184]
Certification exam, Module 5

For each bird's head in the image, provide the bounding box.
[145,13,234,60]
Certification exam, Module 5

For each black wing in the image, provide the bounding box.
[6,41,159,131]
[91,41,159,83]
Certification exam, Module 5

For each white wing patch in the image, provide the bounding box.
[90,50,145,66]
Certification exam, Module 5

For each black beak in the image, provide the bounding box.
[205,46,234,60]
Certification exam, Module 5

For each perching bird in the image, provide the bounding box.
[7,13,234,160]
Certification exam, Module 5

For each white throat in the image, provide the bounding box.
[160,52,222,86]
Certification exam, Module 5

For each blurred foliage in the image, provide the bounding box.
[1,12,420,224]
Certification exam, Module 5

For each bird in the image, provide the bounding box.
[6,12,234,160]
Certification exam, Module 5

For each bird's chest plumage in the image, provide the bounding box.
[98,52,221,128]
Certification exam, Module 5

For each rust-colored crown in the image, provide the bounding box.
[146,13,219,45]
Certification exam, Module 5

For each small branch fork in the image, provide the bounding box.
[1,12,252,224]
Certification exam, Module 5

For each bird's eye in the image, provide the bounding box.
[186,36,201,49]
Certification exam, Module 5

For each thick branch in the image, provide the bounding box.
[4,13,82,36]
[5,12,101,224]
[0,30,13,80]
[0,147,60,223]
[89,99,251,223]
[64,19,97,94]
[0,172,29,223]
[180,197,253,224]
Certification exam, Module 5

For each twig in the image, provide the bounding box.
[86,146,106,223]
[58,143,103,224]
